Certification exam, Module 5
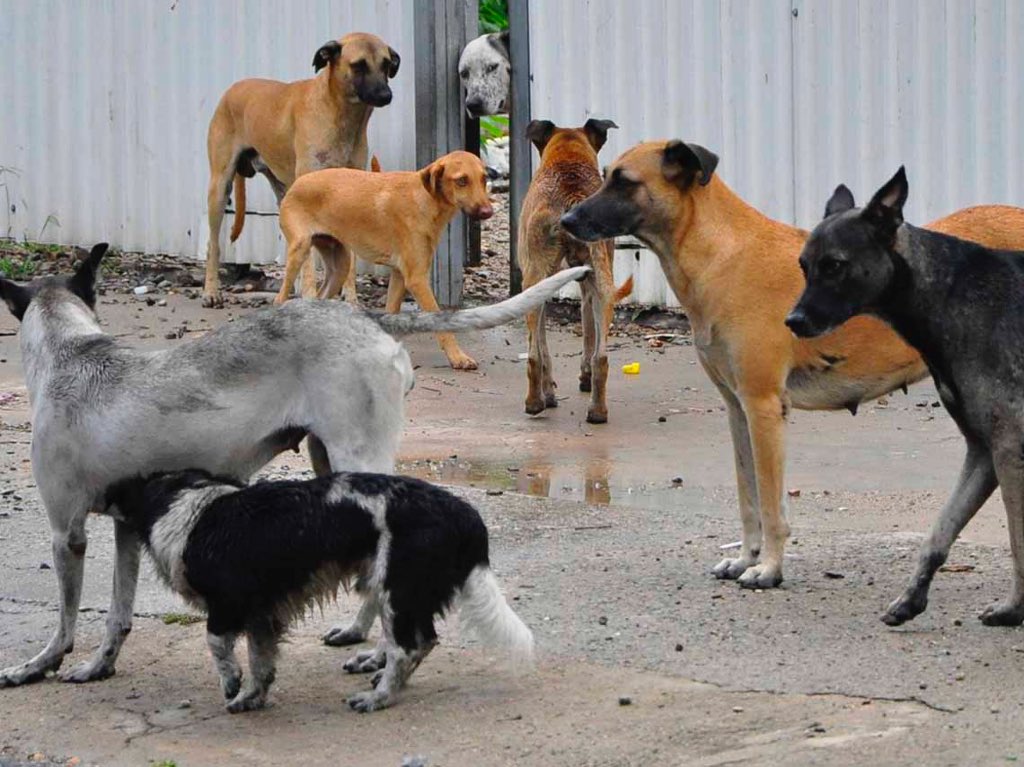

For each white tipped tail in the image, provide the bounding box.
[372,265,591,337]
[458,566,535,668]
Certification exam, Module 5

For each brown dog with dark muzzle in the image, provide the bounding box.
[518,118,633,423]
[275,150,494,370]
[562,139,1024,590]
[203,32,400,308]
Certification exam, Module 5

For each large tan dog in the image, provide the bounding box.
[562,139,1024,589]
[203,32,400,308]
[275,150,494,370]
[518,118,632,423]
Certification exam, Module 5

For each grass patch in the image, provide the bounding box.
[152,761,178,767]
[0,255,36,279]
[161,612,204,626]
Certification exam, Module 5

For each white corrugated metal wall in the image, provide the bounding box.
[0,0,415,264]
[529,0,1024,306]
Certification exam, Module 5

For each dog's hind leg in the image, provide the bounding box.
[713,385,763,581]
[61,520,141,682]
[980,443,1024,626]
[274,234,313,305]
[206,630,242,701]
[326,574,380,648]
[227,618,280,713]
[883,442,996,626]
[584,277,610,424]
[0,502,89,686]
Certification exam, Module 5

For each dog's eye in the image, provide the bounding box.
[819,258,845,277]
[455,177,469,187]
[487,62,500,73]
[460,67,470,79]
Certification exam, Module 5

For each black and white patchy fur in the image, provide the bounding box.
[104,470,534,713]
[458,31,510,118]
[787,167,1024,627]
[0,243,583,688]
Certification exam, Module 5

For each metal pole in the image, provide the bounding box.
[507,0,531,296]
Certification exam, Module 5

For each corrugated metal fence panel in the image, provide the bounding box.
[529,0,1024,305]
[0,0,415,264]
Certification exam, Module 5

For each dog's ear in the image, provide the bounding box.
[526,120,556,155]
[313,40,342,72]
[582,118,618,153]
[491,30,510,56]
[863,166,908,243]
[386,47,401,78]
[0,278,33,322]
[68,242,107,309]
[824,184,856,218]
[420,161,447,199]
[661,140,719,189]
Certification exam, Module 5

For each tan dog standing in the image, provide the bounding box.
[204,32,400,307]
[562,139,1024,589]
[275,151,494,370]
[517,118,632,423]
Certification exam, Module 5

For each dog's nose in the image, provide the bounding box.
[375,89,393,106]
[784,308,812,337]
[466,96,485,117]
[560,209,581,235]
[474,205,494,220]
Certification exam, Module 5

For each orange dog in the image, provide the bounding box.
[563,139,1024,589]
[275,151,494,370]
[517,119,633,423]
[204,32,399,308]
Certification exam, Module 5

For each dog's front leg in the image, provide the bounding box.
[712,385,763,580]
[404,268,478,371]
[61,520,141,682]
[883,443,995,626]
[0,508,88,686]
[980,444,1024,627]
[736,392,788,589]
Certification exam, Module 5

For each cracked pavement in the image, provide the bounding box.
[2,294,1023,766]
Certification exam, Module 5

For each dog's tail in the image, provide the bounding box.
[371,266,590,336]
[370,154,382,172]
[229,175,247,243]
[458,565,535,668]
[613,275,634,303]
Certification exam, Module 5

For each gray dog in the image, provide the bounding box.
[0,243,587,686]
[787,168,1024,627]
[458,31,510,118]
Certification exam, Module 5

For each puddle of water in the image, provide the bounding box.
[397,454,689,511]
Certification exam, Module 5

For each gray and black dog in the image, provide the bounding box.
[458,31,510,118]
[787,168,1024,627]
[0,243,586,687]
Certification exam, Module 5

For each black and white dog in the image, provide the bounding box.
[104,470,534,713]
[458,31,510,118]
[787,167,1024,627]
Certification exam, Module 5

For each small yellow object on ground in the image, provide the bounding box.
[622,362,640,375]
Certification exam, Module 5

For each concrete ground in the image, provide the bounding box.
[1,292,1023,766]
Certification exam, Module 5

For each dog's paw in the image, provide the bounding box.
[585,406,607,424]
[201,291,224,309]
[979,600,1024,627]
[881,590,928,626]
[449,354,479,371]
[59,657,115,684]
[544,391,558,408]
[343,649,387,674]
[347,690,393,713]
[578,375,592,393]
[524,398,546,416]
[712,556,756,581]
[226,690,268,713]
[322,626,366,647]
[0,660,53,688]
[737,562,783,589]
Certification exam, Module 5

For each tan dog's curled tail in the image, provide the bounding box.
[614,275,634,303]
[372,265,590,336]
[370,155,382,172]
[229,175,246,243]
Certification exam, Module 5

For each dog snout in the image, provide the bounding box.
[784,307,815,338]
[560,208,592,240]
[466,96,485,118]
[472,204,494,220]
[371,87,393,107]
